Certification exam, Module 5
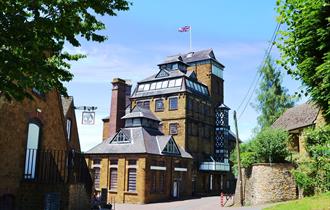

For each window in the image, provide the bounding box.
[169,123,178,135]
[161,80,168,88]
[109,159,118,191]
[155,99,164,111]
[66,118,72,142]
[168,80,175,87]
[150,82,156,90]
[156,82,162,89]
[174,78,182,87]
[128,169,137,192]
[169,97,178,110]
[162,139,179,154]
[111,131,130,144]
[143,83,150,91]
[151,171,156,193]
[137,101,143,107]
[110,168,118,191]
[24,122,41,179]
[133,118,141,126]
[93,159,101,165]
[187,97,193,110]
[143,101,150,109]
[159,172,165,192]
[94,167,101,189]
[138,84,144,92]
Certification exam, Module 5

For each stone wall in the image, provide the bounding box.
[237,163,297,205]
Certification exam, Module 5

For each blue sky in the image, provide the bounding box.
[65,0,305,151]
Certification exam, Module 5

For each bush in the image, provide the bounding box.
[230,128,290,176]
[253,127,290,163]
[292,125,330,196]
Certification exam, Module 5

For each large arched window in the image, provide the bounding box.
[24,121,41,179]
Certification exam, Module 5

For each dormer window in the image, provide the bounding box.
[162,138,180,155]
[110,131,130,144]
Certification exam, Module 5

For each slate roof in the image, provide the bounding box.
[161,49,225,67]
[272,103,320,131]
[122,106,161,122]
[85,127,192,158]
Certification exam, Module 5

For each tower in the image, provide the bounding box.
[215,104,230,163]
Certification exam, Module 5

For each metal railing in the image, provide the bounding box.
[23,149,92,194]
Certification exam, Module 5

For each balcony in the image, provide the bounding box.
[199,161,230,172]
[23,149,93,194]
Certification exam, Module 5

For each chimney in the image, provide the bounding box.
[103,78,131,140]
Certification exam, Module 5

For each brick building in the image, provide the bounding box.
[130,49,237,195]
[0,90,92,210]
[85,106,193,203]
[86,49,237,204]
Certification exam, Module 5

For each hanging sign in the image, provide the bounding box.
[82,111,95,125]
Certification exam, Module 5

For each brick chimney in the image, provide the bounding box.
[102,78,131,140]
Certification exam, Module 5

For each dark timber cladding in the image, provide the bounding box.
[130,49,237,195]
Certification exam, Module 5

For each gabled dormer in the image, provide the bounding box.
[155,69,170,78]
[162,137,180,155]
[110,130,131,144]
[158,55,189,73]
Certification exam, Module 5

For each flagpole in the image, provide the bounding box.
[189,26,192,51]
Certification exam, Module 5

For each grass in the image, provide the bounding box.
[263,192,330,210]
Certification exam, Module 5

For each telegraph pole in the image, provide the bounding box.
[233,110,243,206]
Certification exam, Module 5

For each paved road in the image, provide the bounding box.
[113,196,267,210]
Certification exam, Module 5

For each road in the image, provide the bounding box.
[113,196,269,210]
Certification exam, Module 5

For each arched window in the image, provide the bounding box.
[24,121,41,179]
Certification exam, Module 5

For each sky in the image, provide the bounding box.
[64,0,305,152]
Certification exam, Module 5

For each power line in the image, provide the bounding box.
[236,23,281,113]
[237,22,281,120]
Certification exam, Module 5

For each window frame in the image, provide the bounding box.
[169,123,178,135]
[169,97,178,111]
[155,98,164,112]
[66,118,72,142]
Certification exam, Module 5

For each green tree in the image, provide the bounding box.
[276,0,330,122]
[253,56,295,129]
[0,0,130,100]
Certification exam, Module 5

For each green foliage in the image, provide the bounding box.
[253,127,290,163]
[230,128,290,176]
[292,125,330,195]
[276,0,330,122]
[253,56,295,130]
[0,0,131,100]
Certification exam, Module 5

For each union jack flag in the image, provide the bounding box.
[178,26,191,32]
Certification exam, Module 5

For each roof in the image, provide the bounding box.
[61,96,73,117]
[121,106,161,122]
[161,49,224,67]
[131,70,209,99]
[85,127,192,158]
[272,103,320,131]
[139,69,186,83]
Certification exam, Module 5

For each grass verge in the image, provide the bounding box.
[263,192,330,210]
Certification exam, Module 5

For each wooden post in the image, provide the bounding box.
[233,111,243,206]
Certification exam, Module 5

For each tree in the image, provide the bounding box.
[252,56,295,130]
[0,0,130,100]
[276,0,330,122]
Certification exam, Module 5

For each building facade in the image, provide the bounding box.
[130,49,237,195]
[0,90,92,210]
[85,106,193,204]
